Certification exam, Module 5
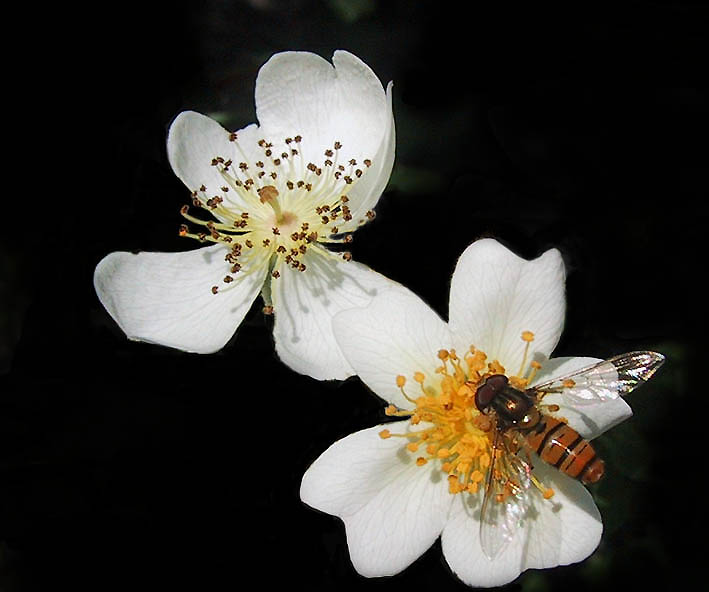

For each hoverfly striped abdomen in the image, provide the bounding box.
[523,416,605,484]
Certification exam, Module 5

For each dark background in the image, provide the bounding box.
[1,1,701,590]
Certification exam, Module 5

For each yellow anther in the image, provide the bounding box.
[562,379,576,388]
[396,375,406,387]
[413,372,425,384]
[437,447,451,459]
[521,331,535,342]
[457,384,475,398]
[543,488,555,500]
[488,360,505,374]
[416,457,428,466]
[384,405,398,416]
[406,442,419,453]
[470,470,485,483]
[531,360,542,369]
[379,429,391,439]
[438,349,449,361]
[441,462,453,472]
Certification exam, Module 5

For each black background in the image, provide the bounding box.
[1,1,701,590]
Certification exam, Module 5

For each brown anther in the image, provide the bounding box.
[262,239,271,247]
[334,141,342,150]
[294,135,302,143]
[324,149,334,157]
[344,234,353,243]
[342,252,352,261]
[231,264,242,273]
[263,305,274,315]
[180,205,189,215]
[199,185,206,192]
[272,270,280,279]
[363,159,372,167]
[228,132,237,142]
[178,225,188,236]
[321,216,330,224]
[286,181,294,190]
[366,210,376,220]
[258,185,279,203]
[245,240,253,248]
[256,161,264,168]
[221,186,229,192]
[224,275,234,283]
[211,286,219,294]
[298,263,306,272]
[272,227,280,235]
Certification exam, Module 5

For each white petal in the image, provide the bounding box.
[301,423,453,577]
[336,80,395,231]
[441,463,601,587]
[332,287,453,409]
[255,51,390,167]
[271,247,403,380]
[94,244,268,353]
[532,356,633,439]
[449,239,566,376]
[167,110,263,212]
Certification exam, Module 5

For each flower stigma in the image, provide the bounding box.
[380,332,556,502]
[177,134,376,296]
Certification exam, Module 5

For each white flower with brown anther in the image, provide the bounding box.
[94,50,397,380]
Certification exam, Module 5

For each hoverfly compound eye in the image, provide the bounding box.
[474,374,509,412]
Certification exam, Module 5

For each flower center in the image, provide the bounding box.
[176,133,377,294]
[379,332,553,499]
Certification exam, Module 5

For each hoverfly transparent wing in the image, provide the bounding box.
[529,351,665,406]
[479,429,532,560]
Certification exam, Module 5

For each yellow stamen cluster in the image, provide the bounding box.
[379,332,556,502]
[176,133,377,296]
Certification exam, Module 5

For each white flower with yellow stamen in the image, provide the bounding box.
[93,50,397,379]
[300,238,634,587]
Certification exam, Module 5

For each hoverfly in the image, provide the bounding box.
[473,350,665,560]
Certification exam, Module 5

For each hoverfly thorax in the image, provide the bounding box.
[474,374,538,428]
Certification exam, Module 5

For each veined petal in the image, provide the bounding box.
[336,80,395,231]
[270,247,403,380]
[532,356,633,439]
[441,462,601,587]
[300,423,453,578]
[93,244,268,353]
[449,239,565,376]
[332,287,453,410]
[255,50,390,167]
